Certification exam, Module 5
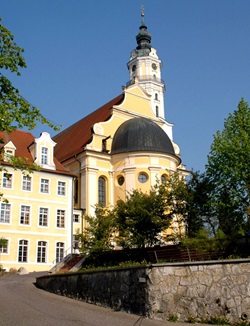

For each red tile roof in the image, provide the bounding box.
[0,130,74,176]
[53,93,124,162]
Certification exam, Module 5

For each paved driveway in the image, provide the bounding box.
[0,272,215,326]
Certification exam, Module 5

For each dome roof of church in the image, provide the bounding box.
[111,118,175,155]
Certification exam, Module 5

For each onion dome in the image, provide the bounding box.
[136,11,152,56]
[111,118,175,155]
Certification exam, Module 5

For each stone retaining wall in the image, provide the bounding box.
[36,259,250,323]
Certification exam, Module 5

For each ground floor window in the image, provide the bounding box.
[37,241,47,263]
[18,240,28,262]
[0,239,8,253]
[56,242,64,263]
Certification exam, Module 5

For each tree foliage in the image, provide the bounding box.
[205,98,250,236]
[183,172,212,237]
[78,205,116,256]
[115,175,192,249]
[0,17,59,133]
[115,186,170,249]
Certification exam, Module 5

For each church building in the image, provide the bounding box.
[53,12,188,233]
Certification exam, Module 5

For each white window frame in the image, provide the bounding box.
[56,209,65,228]
[37,241,47,263]
[22,175,32,191]
[57,181,66,196]
[38,207,49,227]
[73,214,80,223]
[20,205,31,225]
[2,172,13,189]
[18,239,28,263]
[41,147,48,165]
[0,203,11,224]
[55,242,65,263]
[40,178,49,194]
[0,238,9,254]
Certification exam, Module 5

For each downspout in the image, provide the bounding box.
[73,154,84,244]
[74,154,81,207]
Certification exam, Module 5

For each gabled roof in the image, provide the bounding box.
[53,93,124,162]
[0,130,73,176]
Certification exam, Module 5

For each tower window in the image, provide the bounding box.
[156,106,159,117]
[155,93,158,100]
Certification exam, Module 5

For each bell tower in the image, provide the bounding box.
[127,8,166,120]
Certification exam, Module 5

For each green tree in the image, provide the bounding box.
[115,182,176,249]
[184,171,215,237]
[0,237,7,248]
[78,205,116,256]
[0,17,59,133]
[0,18,60,243]
[205,98,250,236]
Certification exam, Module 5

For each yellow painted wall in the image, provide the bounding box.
[0,167,73,272]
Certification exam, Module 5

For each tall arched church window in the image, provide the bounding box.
[155,93,158,100]
[98,177,106,206]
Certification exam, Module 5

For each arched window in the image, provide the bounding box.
[56,242,65,263]
[155,93,158,100]
[18,240,28,262]
[37,241,47,263]
[98,177,106,206]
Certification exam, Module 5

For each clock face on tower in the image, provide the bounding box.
[152,63,157,70]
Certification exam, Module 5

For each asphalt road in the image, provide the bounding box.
[0,272,214,326]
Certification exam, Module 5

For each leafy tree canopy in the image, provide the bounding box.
[205,98,250,236]
[78,205,116,256]
[0,17,59,133]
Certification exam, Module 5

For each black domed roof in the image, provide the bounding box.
[111,118,175,155]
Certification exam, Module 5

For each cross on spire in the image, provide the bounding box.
[140,4,145,24]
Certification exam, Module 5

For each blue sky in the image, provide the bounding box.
[1,0,250,172]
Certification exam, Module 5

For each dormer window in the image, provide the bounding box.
[30,132,56,170]
[5,150,13,161]
[41,147,48,165]
[3,141,16,161]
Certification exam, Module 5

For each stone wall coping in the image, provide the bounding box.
[37,258,250,281]
[149,257,250,268]
[37,264,149,280]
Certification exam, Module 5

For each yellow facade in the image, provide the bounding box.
[0,132,74,272]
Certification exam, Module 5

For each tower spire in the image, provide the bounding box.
[136,5,151,56]
[127,7,167,122]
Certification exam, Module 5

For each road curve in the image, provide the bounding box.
[0,272,213,326]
